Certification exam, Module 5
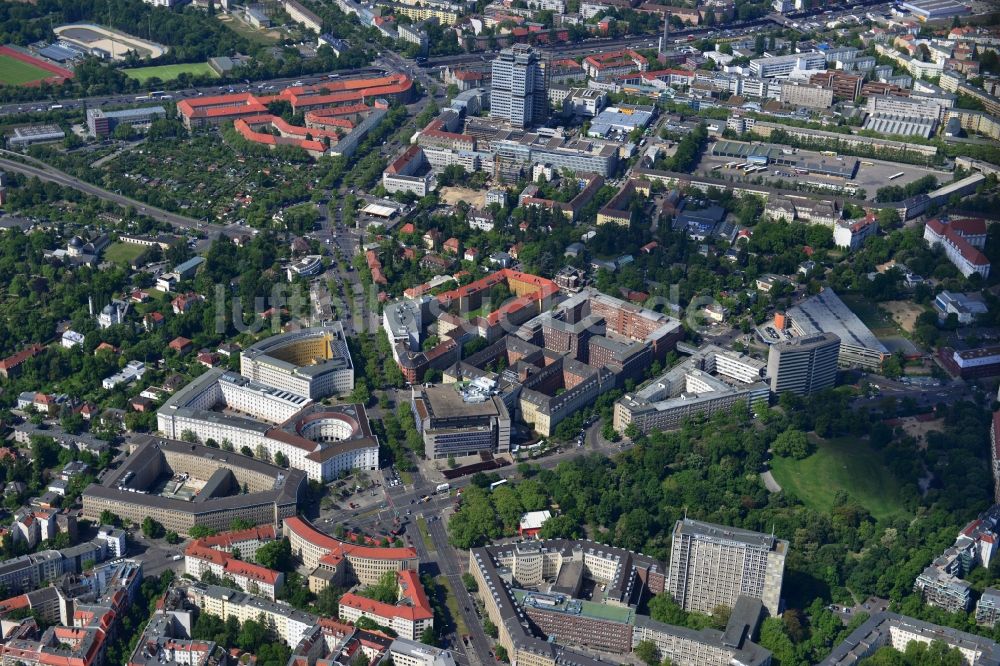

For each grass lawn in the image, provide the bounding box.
[399,469,413,485]
[104,242,148,265]
[840,293,898,337]
[0,54,53,86]
[122,62,218,83]
[217,14,281,45]
[438,576,469,635]
[769,436,910,522]
[416,516,435,552]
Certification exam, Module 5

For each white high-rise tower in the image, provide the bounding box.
[490,44,547,128]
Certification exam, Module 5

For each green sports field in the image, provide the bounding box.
[0,54,54,86]
[122,62,218,83]
[104,242,148,265]
[769,436,910,522]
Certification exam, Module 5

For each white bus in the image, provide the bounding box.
[435,483,450,493]
[888,172,904,180]
[489,479,508,490]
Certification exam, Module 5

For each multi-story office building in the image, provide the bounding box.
[667,518,787,617]
[614,346,769,435]
[86,106,167,137]
[490,45,547,128]
[82,436,304,536]
[492,133,618,179]
[467,540,772,666]
[412,381,511,459]
[766,333,840,397]
[631,598,771,666]
[779,82,834,109]
[749,51,826,78]
[156,368,378,482]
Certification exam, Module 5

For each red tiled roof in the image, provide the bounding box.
[386,145,423,175]
[926,218,990,266]
[0,344,45,372]
[949,217,987,236]
[198,525,276,549]
[185,543,280,585]
[284,517,417,562]
[584,49,647,70]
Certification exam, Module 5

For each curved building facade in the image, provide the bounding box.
[241,323,354,399]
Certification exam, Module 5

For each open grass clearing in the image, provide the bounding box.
[123,61,218,83]
[769,436,910,522]
[104,242,148,265]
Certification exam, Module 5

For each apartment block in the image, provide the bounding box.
[667,519,787,617]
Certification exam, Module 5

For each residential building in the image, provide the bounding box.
[992,410,1000,504]
[766,333,840,397]
[977,588,1000,628]
[185,542,284,599]
[821,613,1000,665]
[833,217,878,251]
[667,518,787,617]
[490,45,547,128]
[283,516,418,589]
[338,570,433,640]
[935,291,989,324]
[186,582,318,649]
[914,505,1000,614]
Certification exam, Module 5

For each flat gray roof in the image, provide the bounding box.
[421,384,506,419]
[85,435,303,514]
[787,289,888,354]
[676,518,785,552]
